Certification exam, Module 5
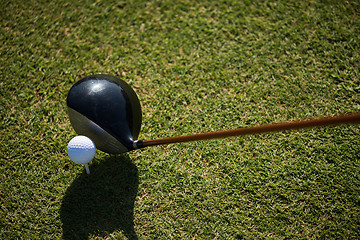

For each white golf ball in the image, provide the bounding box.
[67,136,96,164]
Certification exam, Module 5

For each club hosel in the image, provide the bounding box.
[133,140,145,150]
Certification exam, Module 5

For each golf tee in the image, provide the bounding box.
[84,164,90,175]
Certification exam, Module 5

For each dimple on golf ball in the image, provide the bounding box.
[67,135,96,164]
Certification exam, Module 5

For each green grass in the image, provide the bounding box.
[1,0,360,239]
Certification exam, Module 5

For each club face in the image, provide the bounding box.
[67,75,142,154]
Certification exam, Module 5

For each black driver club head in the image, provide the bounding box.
[66,74,142,154]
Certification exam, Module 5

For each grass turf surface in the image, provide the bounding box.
[1,0,360,239]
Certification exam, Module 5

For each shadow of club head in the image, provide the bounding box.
[60,155,139,239]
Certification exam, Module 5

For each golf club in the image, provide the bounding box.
[67,74,360,154]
